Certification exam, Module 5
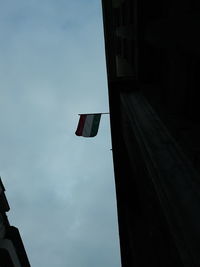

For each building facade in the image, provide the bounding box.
[101,0,200,266]
[0,178,30,267]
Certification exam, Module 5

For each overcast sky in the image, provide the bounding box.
[0,1,121,266]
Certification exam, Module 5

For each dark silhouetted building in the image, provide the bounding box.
[0,178,30,267]
[101,0,200,266]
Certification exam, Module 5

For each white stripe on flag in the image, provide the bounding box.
[82,114,94,137]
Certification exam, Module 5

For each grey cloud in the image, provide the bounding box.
[0,0,120,266]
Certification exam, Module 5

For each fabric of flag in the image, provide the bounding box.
[75,114,101,137]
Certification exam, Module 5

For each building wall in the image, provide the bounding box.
[0,178,30,267]
[102,0,200,266]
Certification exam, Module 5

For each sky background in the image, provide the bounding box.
[0,1,121,266]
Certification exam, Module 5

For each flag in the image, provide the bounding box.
[75,113,101,137]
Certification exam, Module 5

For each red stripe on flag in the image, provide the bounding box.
[75,115,87,136]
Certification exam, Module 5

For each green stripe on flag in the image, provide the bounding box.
[90,114,101,137]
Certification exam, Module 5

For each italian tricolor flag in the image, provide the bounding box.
[75,114,101,137]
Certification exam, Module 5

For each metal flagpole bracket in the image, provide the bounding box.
[78,112,110,116]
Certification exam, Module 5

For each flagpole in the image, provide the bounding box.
[78,112,109,115]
